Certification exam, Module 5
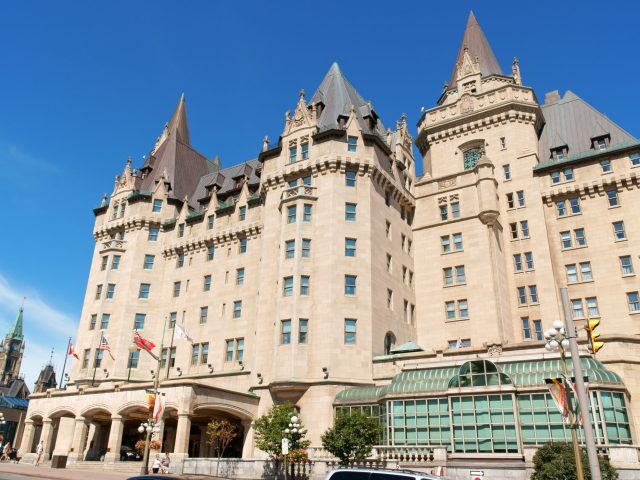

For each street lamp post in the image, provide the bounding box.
[282,414,306,480]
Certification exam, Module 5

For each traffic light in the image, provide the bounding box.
[586,318,604,354]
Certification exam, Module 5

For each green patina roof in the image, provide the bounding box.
[533,139,640,172]
[335,357,624,404]
[7,308,24,341]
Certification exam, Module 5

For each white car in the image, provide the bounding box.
[324,467,445,480]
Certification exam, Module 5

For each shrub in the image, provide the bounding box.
[321,411,382,465]
[531,442,618,480]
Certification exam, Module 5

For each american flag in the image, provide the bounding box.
[99,336,115,360]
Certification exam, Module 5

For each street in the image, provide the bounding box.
[0,463,131,480]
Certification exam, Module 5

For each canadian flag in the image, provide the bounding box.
[134,331,156,352]
[68,341,79,360]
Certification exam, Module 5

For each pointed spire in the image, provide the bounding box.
[166,93,190,145]
[449,11,503,87]
[8,303,24,341]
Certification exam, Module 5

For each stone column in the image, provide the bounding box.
[70,417,89,462]
[241,419,254,458]
[84,423,97,460]
[41,420,54,459]
[173,413,191,455]
[18,420,35,453]
[198,425,207,457]
[104,415,124,463]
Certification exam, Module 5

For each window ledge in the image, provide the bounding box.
[445,317,470,323]
[608,205,621,209]
[628,310,640,316]
[557,212,582,219]
[561,245,588,252]
[614,238,628,243]
[622,274,636,278]
[441,250,464,255]
[443,283,466,288]
[567,279,595,286]
[510,237,531,242]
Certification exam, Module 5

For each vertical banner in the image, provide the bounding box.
[146,389,156,416]
[153,392,166,424]
[545,378,569,424]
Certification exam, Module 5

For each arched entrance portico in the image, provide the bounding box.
[188,406,251,458]
[81,407,112,461]
[46,409,76,460]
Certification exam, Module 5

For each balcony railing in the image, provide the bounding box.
[280,185,318,204]
[100,239,126,253]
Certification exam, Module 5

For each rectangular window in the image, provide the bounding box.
[191,344,200,365]
[207,214,215,229]
[453,233,463,250]
[299,319,308,344]
[510,222,518,240]
[385,191,391,207]
[613,221,626,240]
[551,171,561,184]
[575,228,586,246]
[94,349,103,368]
[177,252,185,268]
[281,320,291,344]
[300,275,310,295]
[82,349,90,369]
[620,256,634,276]
[173,281,181,297]
[606,190,619,207]
[601,159,612,173]
[345,275,357,295]
[201,343,209,364]
[139,283,150,299]
[303,204,312,222]
[500,137,507,149]
[301,143,309,160]
[627,292,640,312]
[533,320,543,340]
[522,317,531,340]
[148,227,159,241]
[204,275,212,292]
[345,238,356,257]
[287,205,297,223]
[285,240,295,259]
[564,168,574,181]
[517,287,527,305]
[345,170,357,187]
[529,285,539,303]
[239,238,247,253]
[134,313,145,330]
[344,319,357,344]
[386,254,392,273]
[238,206,246,221]
[387,289,393,309]
[586,297,599,317]
[236,268,245,285]
[233,300,242,318]
[236,338,244,361]
[513,254,523,272]
[503,164,511,180]
[440,204,448,220]
[520,220,530,238]
[517,190,525,207]
[580,261,593,281]
[167,347,177,367]
[89,314,97,330]
[303,176,312,185]
[445,301,455,319]
[100,256,108,271]
[106,283,115,299]
[347,136,357,152]
[572,299,585,319]
[152,199,163,212]
[200,306,208,324]
[458,299,468,318]
[178,223,185,238]
[95,284,103,300]
[443,267,453,285]
[451,202,460,218]
[301,238,311,257]
[456,265,466,283]
[560,231,572,249]
[386,221,391,239]
[570,198,581,214]
[631,152,640,166]
[525,252,534,270]
[556,200,567,217]
[225,340,234,362]
[289,146,297,163]
[100,313,110,330]
[207,245,215,261]
[169,312,177,328]
[506,193,515,209]
[283,277,293,297]
[441,235,451,253]
[345,203,357,221]
[566,264,578,283]
[111,255,120,270]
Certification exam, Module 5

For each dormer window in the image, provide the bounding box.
[551,147,568,160]
[592,135,610,151]
[463,148,481,170]
[347,136,358,153]
[301,143,309,160]
[289,146,297,163]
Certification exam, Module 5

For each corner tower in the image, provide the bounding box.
[0,305,25,384]
[412,12,553,353]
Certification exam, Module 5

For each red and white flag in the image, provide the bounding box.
[134,331,156,352]
[99,336,115,360]
[68,341,79,360]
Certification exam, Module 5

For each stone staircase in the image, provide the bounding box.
[67,460,142,473]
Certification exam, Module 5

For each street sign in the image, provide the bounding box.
[282,438,289,454]
[470,471,484,479]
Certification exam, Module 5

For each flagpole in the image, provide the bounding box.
[165,322,175,380]
[92,332,103,387]
[59,337,71,390]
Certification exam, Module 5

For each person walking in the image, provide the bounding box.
[2,442,12,462]
[34,440,43,466]
[151,453,162,474]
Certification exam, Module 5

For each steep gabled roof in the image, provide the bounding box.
[539,90,636,160]
[7,307,23,341]
[310,63,386,137]
[449,11,503,88]
[138,95,211,201]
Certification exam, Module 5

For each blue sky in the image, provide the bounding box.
[0,0,638,387]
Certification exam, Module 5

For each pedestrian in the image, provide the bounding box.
[2,442,12,462]
[160,452,170,473]
[151,453,162,474]
[34,440,43,466]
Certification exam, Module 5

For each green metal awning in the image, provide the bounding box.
[335,357,624,404]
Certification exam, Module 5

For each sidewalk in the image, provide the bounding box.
[0,462,131,480]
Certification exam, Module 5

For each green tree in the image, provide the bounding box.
[253,404,310,458]
[531,442,618,480]
[206,418,238,476]
[321,411,382,465]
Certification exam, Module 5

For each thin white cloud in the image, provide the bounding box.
[1,142,59,173]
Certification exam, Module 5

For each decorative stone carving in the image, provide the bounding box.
[460,95,474,114]
[438,178,457,189]
[487,344,503,356]
[437,196,448,204]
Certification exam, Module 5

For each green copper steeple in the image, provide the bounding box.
[7,307,24,341]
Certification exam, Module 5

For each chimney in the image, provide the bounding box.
[545,90,561,105]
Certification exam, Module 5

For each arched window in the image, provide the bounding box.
[463,148,482,170]
[384,332,396,355]
[448,360,512,388]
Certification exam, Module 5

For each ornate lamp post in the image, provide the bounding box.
[282,414,306,480]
